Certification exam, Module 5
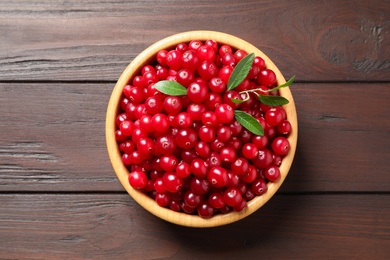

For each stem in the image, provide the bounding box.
[238,87,268,97]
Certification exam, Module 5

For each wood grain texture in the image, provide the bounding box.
[1,1,389,258]
[0,194,388,259]
[1,83,389,192]
[0,0,389,81]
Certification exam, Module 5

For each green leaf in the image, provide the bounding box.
[234,110,264,136]
[227,53,255,91]
[259,95,289,106]
[153,80,187,96]
[267,75,295,92]
[231,98,246,104]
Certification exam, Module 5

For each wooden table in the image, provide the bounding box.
[1,1,389,259]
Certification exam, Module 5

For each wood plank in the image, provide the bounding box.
[0,83,389,192]
[0,0,388,81]
[0,194,388,259]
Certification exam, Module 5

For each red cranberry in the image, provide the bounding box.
[208,166,229,188]
[272,136,290,155]
[128,170,147,189]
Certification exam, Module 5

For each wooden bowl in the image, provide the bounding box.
[106,30,298,228]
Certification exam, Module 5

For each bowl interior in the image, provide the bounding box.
[106,30,298,228]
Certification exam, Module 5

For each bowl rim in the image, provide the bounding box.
[106,30,298,228]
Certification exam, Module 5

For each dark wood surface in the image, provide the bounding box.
[0,1,389,259]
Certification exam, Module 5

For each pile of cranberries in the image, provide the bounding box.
[114,39,292,218]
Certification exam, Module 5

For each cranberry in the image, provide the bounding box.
[184,190,202,208]
[195,141,211,158]
[244,188,255,201]
[176,69,195,87]
[198,61,218,80]
[166,50,182,70]
[176,161,191,178]
[272,153,283,167]
[175,128,197,149]
[227,120,243,136]
[143,71,159,86]
[145,96,163,115]
[156,65,169,80]
[160,154,178,172]
[139,115,154,132]
[187,82,209,103]
[217,126,232,142]
[197,201,214,218]
[204,92,222,111]
[265,108,284,126]
[206,151,222,168]
[277,120,292,135]
[133,75,146,88]
[188,39,203,51]
[208,166,229,188]
[252,178,268,195]
[175,112,193,128]
[202,111,218,126]
[218,65,233,84]
[252,135,269,149]
[162,172,184,193]
[131,128,147,144]
[157,50,168,66]
[152,113,169,133]
[252,148,273,169]
[221,53,236,66]
[258,69,277,86]
[119,120,134,136]
[154,178,166,193]
[191,158,208,179]
[163,96,182,114]
[187,103,207,121]
[223,187,243,207]
[209,77,226,93]
[271,136,290,155]
[127,86,145,104]
[128,170,148,189]
[219,44,233,56]
[210,139,225,152]
[182,50,200,71]
[247,64,260,79]
[253,56,265,70]
[169,200,181,212]
[208,191,226,209]
[215,103,234,124]
[240,165,258,183]
[205,39,218,52]
[233,198,247,212]
[137,138,155,156]
[119,140,135,154]
[231,157,249,176]
[155,134,176,155]
[189,177,210,195]
[234,49,248,62]
[219,147,236,163]
[198,125,216,143]
[227,172,240,187]
[264,165,281,182]
[181,149,198,164]
[155,193,171,207]
[197,45,216,62]
[242,143,258,159]
[176,43,188,53]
